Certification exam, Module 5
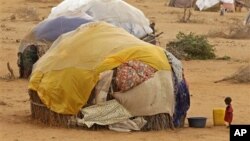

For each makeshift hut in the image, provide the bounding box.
[18,0,162,79]
[28,22,190,131]
[235,0,250,12]
[169,0,195,8]
[168,0,195,22]
[48,0,153,39]
[18,16,93,78]
[196,0,235,12]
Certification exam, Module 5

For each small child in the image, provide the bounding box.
[224,97,233,127]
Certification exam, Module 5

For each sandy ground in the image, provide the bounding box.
[0,0,250,141]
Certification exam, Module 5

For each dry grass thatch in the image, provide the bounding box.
[29,90,72,127]
[215,65,250,83]
[228,24,250,39]
[29,89,178,131]
[207,23,250,39]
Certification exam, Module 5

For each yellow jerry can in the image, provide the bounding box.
[213,108,225,126]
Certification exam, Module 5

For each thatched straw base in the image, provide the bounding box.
[142,114,174,131]
[29,90,183,131]
[29,90,72,127]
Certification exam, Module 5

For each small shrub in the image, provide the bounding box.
[166,32,215,60]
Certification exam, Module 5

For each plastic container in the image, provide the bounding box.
[187,117,207,128]
[213,108,225,126]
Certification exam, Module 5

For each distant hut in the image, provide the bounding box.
[195,0,235,12]
[235,0,250,12]
[169,0,195,8]
[168,0,195,22]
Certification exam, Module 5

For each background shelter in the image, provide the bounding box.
[169,0,195,8]
[48,0,153,38]
[18,16,93,78]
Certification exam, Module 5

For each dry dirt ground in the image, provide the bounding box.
[0,0,250,141]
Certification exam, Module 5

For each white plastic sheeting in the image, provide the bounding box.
[48,0,153,38]
[48,0,93,19]
[196,0,234,10]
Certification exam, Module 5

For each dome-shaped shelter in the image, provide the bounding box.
[48,0,153,38]
[18,16,93,78]
[28,22,190,131]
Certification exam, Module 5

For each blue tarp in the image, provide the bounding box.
[34,16,93,41]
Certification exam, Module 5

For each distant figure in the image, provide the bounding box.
[224,97,233,127]
[220,3,225,16]
[219,0,235,15]
[150,22,156,34]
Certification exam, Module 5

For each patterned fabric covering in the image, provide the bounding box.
[165,51,190,128]
[172,73,190,127]
[76,99,132,128]
[165,51,183,83]
[115,60,156,92]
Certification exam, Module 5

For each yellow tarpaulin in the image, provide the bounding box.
[29,22,171,114]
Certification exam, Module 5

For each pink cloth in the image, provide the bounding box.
[223,3,235,11]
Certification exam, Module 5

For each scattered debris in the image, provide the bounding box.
[216,56,231,60]
[0,101,7,106]
[179,8,192,23]
[0,62,17,81]
[16,39,20,43]
[1,24,6,28]
[16,7,40,21]
[10,14,16,21]
[7,62,15,79]
[1,24,15,32]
